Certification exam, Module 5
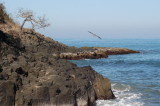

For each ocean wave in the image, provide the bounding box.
[96,83,144,106]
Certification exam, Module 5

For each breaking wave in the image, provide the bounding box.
[96,83,144,106]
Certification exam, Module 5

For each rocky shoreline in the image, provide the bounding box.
[0,27,139,106]
[0,28,140,105]
[0,6,140,105]
[59,47,139,60]
[0,29,116,106]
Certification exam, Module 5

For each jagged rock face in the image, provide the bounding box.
[0,30,115,106]
[0,30,24,57]
[17,29,79,55]
[0,81,16,106]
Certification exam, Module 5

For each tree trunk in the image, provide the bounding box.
[20,19,27,30]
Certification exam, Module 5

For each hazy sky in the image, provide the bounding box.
[1,0,160,39]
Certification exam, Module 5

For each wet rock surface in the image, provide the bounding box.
[0,29,115,106]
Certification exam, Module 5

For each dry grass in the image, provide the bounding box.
[0,22,21,36]
[0,3,21,36]
[0,3,14,23]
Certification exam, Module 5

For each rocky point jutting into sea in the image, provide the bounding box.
[58,47,139,60]
[0,5,139,106]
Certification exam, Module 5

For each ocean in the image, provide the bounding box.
[57,38,160,106]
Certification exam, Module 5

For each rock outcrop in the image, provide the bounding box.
[0,29,115,106]
[59,47,139,60]
[59,51,108,60]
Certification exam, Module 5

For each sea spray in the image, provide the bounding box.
[96,83,144,106]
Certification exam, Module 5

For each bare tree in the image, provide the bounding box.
[17,9,50,30]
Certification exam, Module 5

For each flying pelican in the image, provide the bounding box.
[88,31,102,40]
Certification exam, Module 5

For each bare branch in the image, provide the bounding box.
[32,15,50,29]
[17,9,33,19]
[17,9,50,30]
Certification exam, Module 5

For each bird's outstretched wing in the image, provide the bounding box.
[88,31,102,39]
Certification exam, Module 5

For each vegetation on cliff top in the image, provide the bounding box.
[0,3,14,24]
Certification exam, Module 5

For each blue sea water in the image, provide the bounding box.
[57,39,160,106]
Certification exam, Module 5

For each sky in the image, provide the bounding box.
[1,0,160,39]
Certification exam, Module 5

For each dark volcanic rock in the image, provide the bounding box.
[0,81,16,106]
[0,65,2,72]
[0,29,115,106]
[0,30,24,58]
[15,67,28,77]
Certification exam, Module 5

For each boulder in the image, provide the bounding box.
[0,81,15,106]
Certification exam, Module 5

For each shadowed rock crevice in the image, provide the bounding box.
[0,30,24,51]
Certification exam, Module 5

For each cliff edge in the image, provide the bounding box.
[0,23,115,106]
[2,4,147,105]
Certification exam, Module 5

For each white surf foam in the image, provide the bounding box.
[96,83,144,106]
[84,59,91,60]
